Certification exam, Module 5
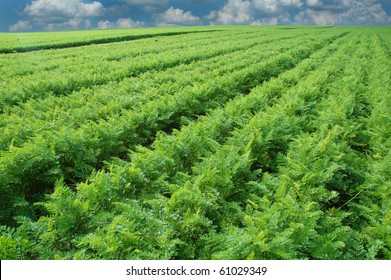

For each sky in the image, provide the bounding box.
[1,0,390,32]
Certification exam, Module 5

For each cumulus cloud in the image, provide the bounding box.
[298,0,391,25]
[24,0,105,19]
[208,0,253,25]
[207,0,390,26]
[45,19,92,31]
[8,0,391,31]
[10,0,105,31]
[208,0,300,25]
[153,7,202,26]
[296,9,339,25]
[252,0,303,14]
[97,18,144,29]
[9,20,32,32]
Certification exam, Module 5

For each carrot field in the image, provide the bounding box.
[0,26,390,260]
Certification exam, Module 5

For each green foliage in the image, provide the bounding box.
[0,223,34,260]
[1,26,390,260]
[74,199,178,260]
[0,226,19,259]
[0,136,61,225]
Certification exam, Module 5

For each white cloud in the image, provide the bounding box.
[44,19,93,31]
[97,20,114,29]
[11,0,105,31]
[252,0,302,14]
[204,10,218,21]
[208,0,300,25]
[210,0,253,25]
[24,0,105,19]
[251,17,278,25]
[300,9,340,25]
[153,7,202,26]
[208,0,390,26]
[299,0,391,25]
[306,0,321,7]
[9,20,32,32]
[8,0,391,31]
[116,18,144,28]
[97,18,144,29]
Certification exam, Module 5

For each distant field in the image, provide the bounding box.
[0,26,390,260]
[0,26,223,53]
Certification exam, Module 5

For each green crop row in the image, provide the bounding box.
[0,29,355,259]
[0,30,320,151]
[0,27,389,260]
[0,30,227,78]
[0,29,286,110]
[0,31,346,226]
[86,34,366,260]
[0,27,316,110]
[197,32,390,260]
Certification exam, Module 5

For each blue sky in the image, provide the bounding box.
[1,0,390,32]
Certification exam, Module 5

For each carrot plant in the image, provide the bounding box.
[0,26,389,260]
